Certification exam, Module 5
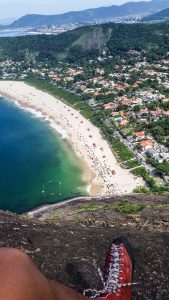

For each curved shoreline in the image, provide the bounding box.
[26,196,95,218]
[0,89,98,195]
[0,81,143,197]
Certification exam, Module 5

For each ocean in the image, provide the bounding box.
[0,31,30,37]
[0,97,87,213]
[0,31,55,37]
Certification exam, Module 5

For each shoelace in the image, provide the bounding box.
[83,244,135,299]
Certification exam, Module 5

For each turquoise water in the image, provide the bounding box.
[0,31,30,37]
[0,31,54,37]
[0,31,42,37]
[0,97,87,213]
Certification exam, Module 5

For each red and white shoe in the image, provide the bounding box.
[84,237,135,300]
[98,236,135,300]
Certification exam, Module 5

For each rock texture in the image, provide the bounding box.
[0,194,169,300]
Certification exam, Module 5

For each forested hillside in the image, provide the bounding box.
[1,22,169,64]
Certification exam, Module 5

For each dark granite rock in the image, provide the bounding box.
[0,194,169,300]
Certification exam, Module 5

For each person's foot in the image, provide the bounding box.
[98,236,135,300]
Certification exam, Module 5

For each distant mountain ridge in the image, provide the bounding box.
[144,6,169,21]
[6,0,169,29]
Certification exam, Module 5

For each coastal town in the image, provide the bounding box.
[0,47,169,192]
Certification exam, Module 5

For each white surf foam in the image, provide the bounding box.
[10,98,68,139]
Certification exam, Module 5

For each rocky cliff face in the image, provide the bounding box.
[0,194,169,300]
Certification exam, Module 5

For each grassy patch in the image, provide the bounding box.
[131,166,147,177]
[49,211,65,219]
[124,159,141,169]
[121,125,135,137]
[105,201,145,214]
[49,203,103,220]
[69,203,103,214]
[111,138,134,162]
[133,186,150,193]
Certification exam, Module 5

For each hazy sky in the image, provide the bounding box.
[0,0,150,19]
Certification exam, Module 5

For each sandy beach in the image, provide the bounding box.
[0,81,143,195]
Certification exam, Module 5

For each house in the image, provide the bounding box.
[124,111,134,117]
[160,152,169,161]
[134,132,145,141]
[146,148,158,157]
[51,75,61,82]
[103,103,118,110]
[64,76,74,82]
[78,85,87,92]
[146,148,163,163]
[119,111,125,117]
[67,68,83,76]
[150,109,162,120]
[96,68,105,75]
[161,81,169,89]
[138,113,149,123]
[120,119,129,127]
[116,85,125,91]
[154,155,163,163]
[121,100,129,106]
[114,116,123,122]
[140,140,155,151]
[130,98,142,106]
[163,111,169,118]
[111,112,120,117]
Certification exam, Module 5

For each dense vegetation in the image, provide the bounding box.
[148,117,169,144]
[1,22,169,63]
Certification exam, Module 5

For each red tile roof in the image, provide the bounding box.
[163,110,169,116]
[140,140,155,149]
[135,132,145,137]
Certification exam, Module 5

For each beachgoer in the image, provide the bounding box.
[0,237,134,300]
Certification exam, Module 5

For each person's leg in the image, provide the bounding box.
[0,236,134,300]
[0,248,88,300]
